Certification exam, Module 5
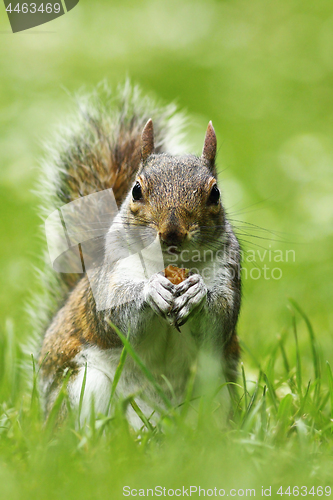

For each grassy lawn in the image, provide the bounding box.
[0,307,332,498]
[1,0,333,497]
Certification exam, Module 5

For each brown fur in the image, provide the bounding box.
[223,331,241,383]
[127,154,224,250]
[40,276,122,379]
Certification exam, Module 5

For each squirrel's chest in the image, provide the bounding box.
[136,317,198,384]
[69,320,200,427]
[76,319,198,396]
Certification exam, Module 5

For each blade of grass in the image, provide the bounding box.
[319,390,330,413]
[4,320,17,402]
[106,345,128,415]
[78,362,88,428]
[161,374,176,401]
[290,308,302,400]
[277,392,293,421]
[30,351,50,420]
[263,372,277,413]
[241,374,261,427]
[89,397,96,441]
[107,321,173,410]
[289,299,321,403]
[30,355,38,410]
[276,393,293,439]
[260,385,267,441]
[265,341,279,385]
[241,362,248,411]
[240,396,264,435]
[44,369,72,437]
[326,361,333,431]
[279,334,290,374]
[278,334,295,391]
[130,398,154,432]
[299,380,311,416]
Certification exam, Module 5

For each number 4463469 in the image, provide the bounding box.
[6,3,62,14]
[277,486,331,496]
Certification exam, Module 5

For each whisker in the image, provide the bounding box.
[226,195,276,216]
[233,231,292,244]
[236,238,271,252]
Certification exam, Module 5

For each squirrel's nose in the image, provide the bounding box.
[159,229,186,247]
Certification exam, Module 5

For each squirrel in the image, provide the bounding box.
[37,82,241,427]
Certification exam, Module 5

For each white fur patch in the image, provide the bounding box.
[67,319,200,429]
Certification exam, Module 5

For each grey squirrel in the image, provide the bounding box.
[38,82,241,426]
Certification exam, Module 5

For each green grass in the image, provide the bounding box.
[0,302,332,499]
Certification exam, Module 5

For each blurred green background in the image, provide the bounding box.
[1,0,333,372]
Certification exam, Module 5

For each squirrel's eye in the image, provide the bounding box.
[132,182,143,201]
[208,184,220,205]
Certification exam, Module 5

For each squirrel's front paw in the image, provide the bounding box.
[173,274,207,327]
[143,273,176,318]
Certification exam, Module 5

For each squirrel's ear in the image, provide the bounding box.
[202,121,217,173]
[141,118,155,163]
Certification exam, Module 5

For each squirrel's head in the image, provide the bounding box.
[126,120,225,259]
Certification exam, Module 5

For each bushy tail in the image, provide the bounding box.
[28,81,188,354]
